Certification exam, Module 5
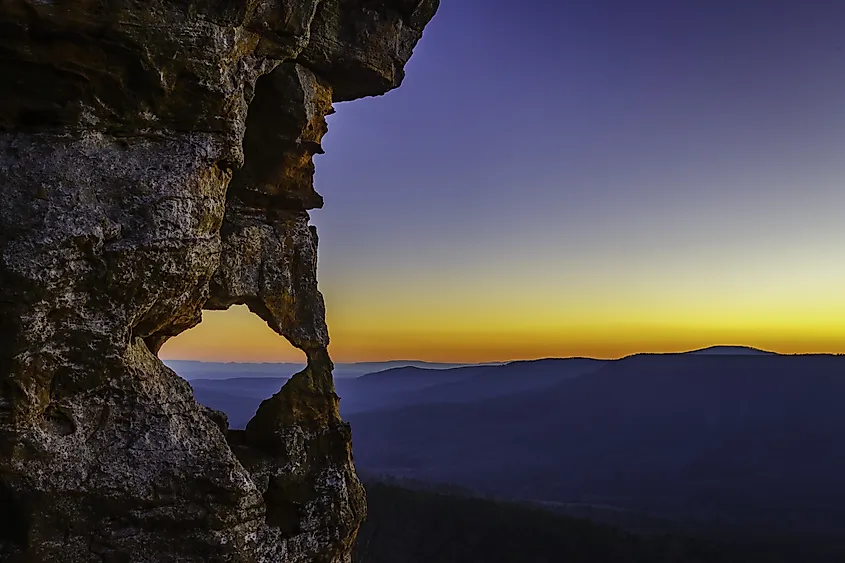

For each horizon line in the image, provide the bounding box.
[159,344,845,365]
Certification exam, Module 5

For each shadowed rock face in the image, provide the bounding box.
[0,1,438,561]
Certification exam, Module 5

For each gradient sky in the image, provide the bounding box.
[161,0,845,363]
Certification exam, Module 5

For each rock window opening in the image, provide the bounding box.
[159,305,307,430]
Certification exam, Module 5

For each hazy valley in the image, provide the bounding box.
[180,347,845,561]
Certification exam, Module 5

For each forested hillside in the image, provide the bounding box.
[355,481,844,563]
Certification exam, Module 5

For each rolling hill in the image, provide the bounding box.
[347,353,845,538]
[185,349,845,543]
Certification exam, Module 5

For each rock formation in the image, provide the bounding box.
[0,1,438,561]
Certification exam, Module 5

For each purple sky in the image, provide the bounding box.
[165,0,845,362]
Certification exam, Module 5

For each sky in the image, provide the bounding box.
[161,0,845,363]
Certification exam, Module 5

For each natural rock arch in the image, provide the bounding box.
[0,1,439,561]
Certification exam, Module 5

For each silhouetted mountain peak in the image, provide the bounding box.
[685,345,777,356]
[357,365,479,381]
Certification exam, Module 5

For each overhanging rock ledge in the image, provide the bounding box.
[0,1,439,561]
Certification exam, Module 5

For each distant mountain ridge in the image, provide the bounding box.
[165,359,491,380]
[685,345,777,356]
[188,348,845,542]
[182,347,796,428]
[167,346,785,382]
[185,356,611,424]
[347,353,845,538]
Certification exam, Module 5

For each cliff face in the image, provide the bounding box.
[0,1,438,561]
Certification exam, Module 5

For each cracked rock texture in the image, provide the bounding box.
[0,1,438,561]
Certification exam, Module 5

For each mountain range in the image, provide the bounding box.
[178,346,845,542]
[165,359,491,380]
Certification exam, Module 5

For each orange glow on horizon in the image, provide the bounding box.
[158,305,845,364]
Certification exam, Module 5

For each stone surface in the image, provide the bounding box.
[0,0,438,561]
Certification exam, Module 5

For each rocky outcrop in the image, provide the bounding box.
[0,1,438,561]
